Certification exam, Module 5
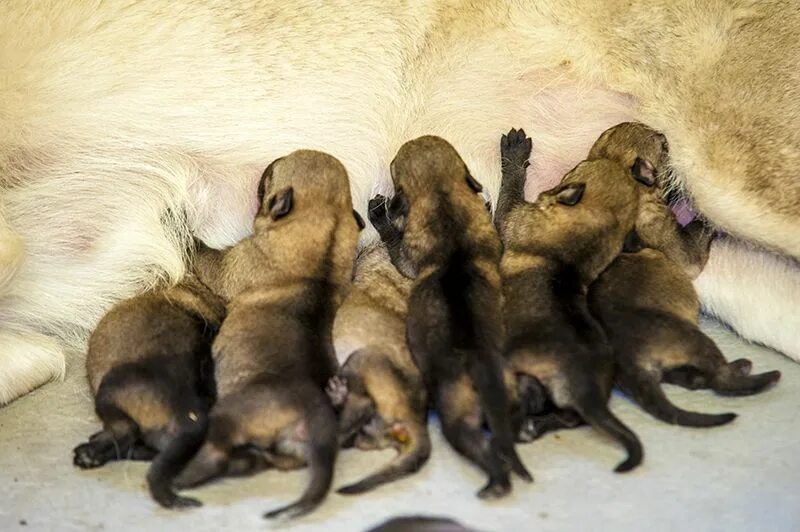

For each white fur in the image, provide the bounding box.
[0,0,798,404]
[695,237,800,362]
[0,329,64,405]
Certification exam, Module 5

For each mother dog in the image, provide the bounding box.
[0,0,798,404]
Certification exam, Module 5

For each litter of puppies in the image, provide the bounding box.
[73,123,781,519]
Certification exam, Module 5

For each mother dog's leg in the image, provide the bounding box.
[694,237,800,361]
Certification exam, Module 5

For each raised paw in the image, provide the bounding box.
[367,195,388,227]
[501,128,533,169]
[325,376,348,407]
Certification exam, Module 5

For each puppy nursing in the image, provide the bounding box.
[374,136,531,497]
[329,234,430,494]
[496,129,644,472]
[175,151,361,518]
[71,123,782,517]
[74,273,225,508]
[586,124,782,426]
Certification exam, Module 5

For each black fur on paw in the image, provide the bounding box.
[501,128,533,168]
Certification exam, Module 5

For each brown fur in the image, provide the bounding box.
[496,128,642,472]
[73,273,225,508]
[329,239,430,494]
[588,121,713,278]
[373,136,531,498]
[174,150,361,520]
[589,245,782,426]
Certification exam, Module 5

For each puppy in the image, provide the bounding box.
[374,136,531,498]
[174,150,362,519]
[329,225,430,495]
[496,128,643,472]
[589,238,782,426]
[587,121,711,278]
[73,273,225,508]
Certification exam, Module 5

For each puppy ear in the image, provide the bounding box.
[388,188,409,219]
[258,158,282,207]
[555,182,586,206]
[465,172,483,193]
[267,186,293,220]
[632,157,656,186]
[352,210,366,231]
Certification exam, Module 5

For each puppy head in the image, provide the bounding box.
[588,122,669,177]
[256,150,354,225]
[390,136,486,205]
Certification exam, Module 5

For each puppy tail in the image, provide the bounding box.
[578,396,643,473]
[147,403,209,509]
[337,420,431,495]
[466,275,532,483]
[264,389,337,520]
[625,372,737,428]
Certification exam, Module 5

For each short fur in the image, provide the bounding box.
[174,151,361,519]
[329,233,430,495]
[374,136,531,498]
[3,1,800,404]
[496,129,642,472]
[73,273,225,508]
[589,245,781,426]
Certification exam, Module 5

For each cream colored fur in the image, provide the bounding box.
[0,0,798,404]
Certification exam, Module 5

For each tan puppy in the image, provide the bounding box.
[587,122,712,278]
[496,129,643,472]
[329,232,430,495]
[374,136,531,498]
[73,273,225,508]
[174,151,362,519]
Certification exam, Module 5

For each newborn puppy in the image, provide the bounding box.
[174,151,362,519]
[73,273,225,509]
[496,129,643,472]
[589,239,781,426]
[329,224,430,495]
[374,136,531,498]
[587,121,711,278]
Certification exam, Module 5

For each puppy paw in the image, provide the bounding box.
[325,376,348,407]
[367,195,388,226]
[501,128,533,170]
[73,441,108,469]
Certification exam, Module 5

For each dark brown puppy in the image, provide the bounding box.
[73,273,225,509]
[374,135,531,498]
[174,150,362,519]
[589,243,781,426]
[329,231,430,495]
[496,128,644,472]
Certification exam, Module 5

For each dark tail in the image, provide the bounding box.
[337,421,431,495]
[576,392,643,473]
[264,391,338,520]
[465,274,532,483]
[147,405,209,509]
[623,371,737,429]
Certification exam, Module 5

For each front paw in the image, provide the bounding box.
[501,128,533,169]
[367,195,388,228]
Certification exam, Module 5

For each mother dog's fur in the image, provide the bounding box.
[0,0,798,404]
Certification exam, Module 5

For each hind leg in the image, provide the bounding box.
[440,417,511,499]
[74,415,141,469]
[519,408,583,442]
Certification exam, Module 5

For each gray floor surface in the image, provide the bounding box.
[1,318,798,532]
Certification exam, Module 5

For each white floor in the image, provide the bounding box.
[1,318,798,532]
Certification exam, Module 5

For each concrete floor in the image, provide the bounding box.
[1,318,798,532]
